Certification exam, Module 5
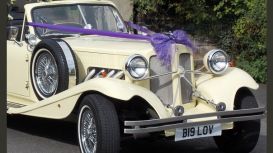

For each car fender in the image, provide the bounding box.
[9,78,169,119]
[196,67,259,110]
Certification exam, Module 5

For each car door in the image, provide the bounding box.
[7,30,30,97]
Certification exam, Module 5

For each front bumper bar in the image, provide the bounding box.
[124,107,266,134]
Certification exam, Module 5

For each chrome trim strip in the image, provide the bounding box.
[113,71,124,79]
[20,14,26,42]
[125,107,265,126]
[84,69,96,81]
[107,70,116,78]
[7,101,26,108]
[124,114,265,134]
[142,70,210,80]
[180,53,193,104]
[124,107,266,134]
[144,71,177,80]
[57,41,77,88]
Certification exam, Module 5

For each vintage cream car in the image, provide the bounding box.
[7,0,265,153]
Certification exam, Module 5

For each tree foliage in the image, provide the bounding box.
[217,0,267,83]
[133,0,267,83]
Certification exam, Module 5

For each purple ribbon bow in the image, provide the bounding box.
[150,30,195,66]
[28,22,195,66]
[125,22,196,65]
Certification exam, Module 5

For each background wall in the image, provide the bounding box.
[110,0,133,21]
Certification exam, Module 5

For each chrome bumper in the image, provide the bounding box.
[124,107,266,134]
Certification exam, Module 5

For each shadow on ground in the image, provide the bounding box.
[8,115,219,153]
[7,115,78,146]
[7,114,266,153]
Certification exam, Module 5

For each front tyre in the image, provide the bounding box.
[31,39,72,100]
[214,88,261,153]
[78,94,120,153]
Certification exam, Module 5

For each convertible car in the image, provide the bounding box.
[7,0,265,153]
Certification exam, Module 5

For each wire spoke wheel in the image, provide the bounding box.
[31,39,76,100]
[34,50,58,97]
[79,106,97,153]
[77,94,120,153]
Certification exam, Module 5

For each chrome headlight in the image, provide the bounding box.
[26,34,38,46]
[125,54,148,80]
[204,49,229,74]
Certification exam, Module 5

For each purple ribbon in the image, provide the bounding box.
[150,30,195,66]
[28,22,151,41]
[28,22,195,66]
[126,21,155,36]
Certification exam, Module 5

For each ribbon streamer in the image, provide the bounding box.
[125,21,155,36]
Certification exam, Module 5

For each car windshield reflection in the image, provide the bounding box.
[32,4,127,37]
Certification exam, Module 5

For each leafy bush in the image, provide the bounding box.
[217,0,267,83]
[133,0,267,83]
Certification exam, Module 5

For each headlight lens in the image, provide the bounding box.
[205,49,229,74]
[125,55,148,79]
[26,34,38,46]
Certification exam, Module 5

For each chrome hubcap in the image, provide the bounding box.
[34,51,58,97]
[80,106,97,153]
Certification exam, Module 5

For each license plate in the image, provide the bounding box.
[175,124,222,141]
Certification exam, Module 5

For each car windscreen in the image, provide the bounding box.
[32,4,127,37]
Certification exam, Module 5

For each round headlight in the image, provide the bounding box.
[26,34,38,46]
[125,55,148,80]
[204,49,229,74]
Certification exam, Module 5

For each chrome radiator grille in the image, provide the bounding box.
[150,56,173,105]
[179,53,193,103]
[149,53,193,105]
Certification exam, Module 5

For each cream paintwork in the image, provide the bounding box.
[63,35,154,82]
[7,41,30,97]
[7,40,40,104]
[7,0,260,138]
[196,67,259,111]
[64,36,153,56]
[8,78,170,120]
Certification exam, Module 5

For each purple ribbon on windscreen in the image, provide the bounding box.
[28,22,195,66]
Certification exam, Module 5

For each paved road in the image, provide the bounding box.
[7,85,267,153]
